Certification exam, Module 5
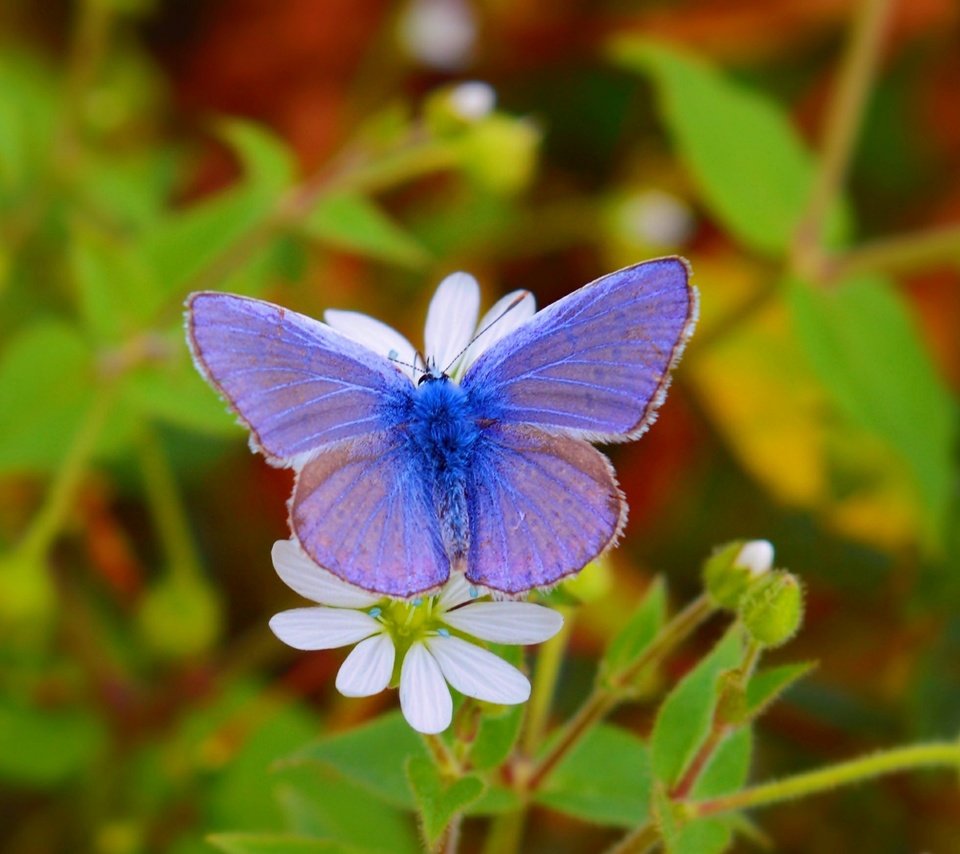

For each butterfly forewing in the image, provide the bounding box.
[465,425,625,593]
[292,433,449,597]
[461,258,696,442]
[187,292,412,465]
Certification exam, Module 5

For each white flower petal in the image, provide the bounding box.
[460,289,536,373]
[335,633,396,697]
[442,601,563,644]
[424,272,480,373]
[437,572,475,611]
[269,607,381,650]
[425,635,530,704]
[272,540,382,608]
[735,540,774,576]
[324,309,418,380]
[399,642,452,733]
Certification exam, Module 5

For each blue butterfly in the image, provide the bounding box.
[186,258,697,596]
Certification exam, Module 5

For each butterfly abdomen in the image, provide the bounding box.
[409,377,483,561]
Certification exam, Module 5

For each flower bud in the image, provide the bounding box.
[138,575,222,659]
[702,539,773,610]
[739,570,804,649]
[457,115,540,194]
[425,82,497,136]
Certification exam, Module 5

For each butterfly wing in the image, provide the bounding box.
[461,257,696,442]
[186,292,413,466]
[291,433,449,596]
[465,425,624,593]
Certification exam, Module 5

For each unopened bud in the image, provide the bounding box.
[739,571,804,649]
[425,82,497,136]
[703,539,773,610]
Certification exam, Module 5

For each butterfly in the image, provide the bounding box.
[186,257,697,597]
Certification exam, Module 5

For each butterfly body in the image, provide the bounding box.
[187,257,697,597]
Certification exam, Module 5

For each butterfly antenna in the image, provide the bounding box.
[387,349,427,376]
[443,290,530,375]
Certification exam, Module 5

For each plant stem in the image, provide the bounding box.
[422,732,462,777]
[828,223,960,280]
[686,742,960,819]
[793,0,894,264]
[13,384,116,564]
[136,424,204,582]
[522,606,573,756]
[525,595,715,792]
[605,821,660,854]
[482,809,526,854]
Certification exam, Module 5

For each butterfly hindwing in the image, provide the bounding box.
[187,292,412,465]
[465,424,625,593]
[461,258,696,442]
[292,432,449,597]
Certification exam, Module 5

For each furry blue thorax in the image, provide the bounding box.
[404,375,482,560]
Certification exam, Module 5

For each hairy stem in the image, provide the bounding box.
[13,384,116,564]
[686,742,960,818]
[526,595,715,792]
[793,0,894,264]
[136,425,204,582]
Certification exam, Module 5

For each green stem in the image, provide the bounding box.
[605,821,660,854]
[686,742,960,819]
[522,606,573,755]
[525,595,715,792]
[136,425,203,582]
[827,223,960,280]
[13,384,115,564]
[422,732,462,777]
[482,809,526,854]
[793,0,894,264]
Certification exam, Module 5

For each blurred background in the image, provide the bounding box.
[0,0,958,851]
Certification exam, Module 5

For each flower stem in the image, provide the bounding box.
[793,0,894,264]
[525,594,715,792]
[522,606,573,755]
[828,223,960,280]
[136,424,204,582]
[12,384,116,565]
[604,821,659,854]
[422,732,462,777]
[686,742,960,819]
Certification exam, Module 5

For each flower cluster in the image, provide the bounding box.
[269,540,563,733]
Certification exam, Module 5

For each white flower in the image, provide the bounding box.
[324,272,536,383]
[734,540,775,577]
[268,539,563,734]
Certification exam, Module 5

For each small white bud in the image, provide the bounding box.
[734,540,774,577]
[617,189,695,247]
[398,0,476,70]
[449,81,496,121]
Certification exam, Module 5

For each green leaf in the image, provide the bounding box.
[405,756,484,848]
[535,724,651,827]
[275,764,420,854]
[304,193,431,269]
[0,699,106,786]
[286,711,426,809]
[470,703,523,771]
[69,221,165,341]
[142,186,275,298]
[654,784,733,854]
[611,38,836,255]
[692,726,752,798]
[746,661,815,719]
[600,577,667,682]
[207,834,363,854]
[217,118,298,195]
[650,628,742,787]
[0,322,94,474]
[789,273,958,546]
[465,784,522,816]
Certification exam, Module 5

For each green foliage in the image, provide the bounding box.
[0,322,96,474]
[470,702,524,771]
[0,698,106,786]
[535,724,652,827]
[600,576,666,683]
[650,629,743,787]
[304,192,431,268]
[745,661,815,718]
[289,711,426,809]
[208,834,359,853]
[789,274,958,546]
[406,756,485,847]
[610,38,835,255]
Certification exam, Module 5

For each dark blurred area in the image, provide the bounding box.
[0,0,958,852]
